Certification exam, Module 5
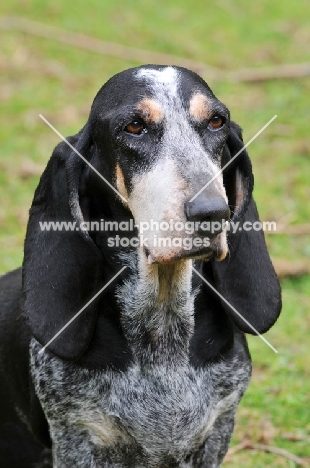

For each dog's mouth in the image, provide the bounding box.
[144,233,227,265]
[146,250,215,265]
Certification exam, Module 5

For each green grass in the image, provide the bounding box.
[0,1,309,465]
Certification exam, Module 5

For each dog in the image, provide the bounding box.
[0,65,281,467]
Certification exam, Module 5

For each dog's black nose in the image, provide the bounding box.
[185,195,230,237]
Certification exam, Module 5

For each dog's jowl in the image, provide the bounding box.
[0,65,281,468]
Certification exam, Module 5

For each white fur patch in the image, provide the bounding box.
[136,66,179,99]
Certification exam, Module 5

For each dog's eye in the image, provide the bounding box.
[125,121,146,135]
[209,115,224,130]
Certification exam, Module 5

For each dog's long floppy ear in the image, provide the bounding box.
[212,121,281,334]
[21,125,104,360]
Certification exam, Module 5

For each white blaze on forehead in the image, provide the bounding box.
[135,67,182,119]
[136,67,179,99]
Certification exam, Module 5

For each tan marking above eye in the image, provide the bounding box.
[136,98,164,124]
[189,93,212,121]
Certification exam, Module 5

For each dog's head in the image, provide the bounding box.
[84,65,252,264]
[21,65,280,360]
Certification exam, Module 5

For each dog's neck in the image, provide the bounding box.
[117,252,195,372]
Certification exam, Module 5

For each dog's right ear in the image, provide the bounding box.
[21,125,104,361]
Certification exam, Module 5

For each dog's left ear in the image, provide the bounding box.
[212,121,281,334]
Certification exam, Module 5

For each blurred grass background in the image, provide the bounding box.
[0,1,309,466]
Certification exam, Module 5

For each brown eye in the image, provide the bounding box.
[125,121,146,135]
[209,115,224,130]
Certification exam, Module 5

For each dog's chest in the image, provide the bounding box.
[31,339,249,467]
[30,262,251,466]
